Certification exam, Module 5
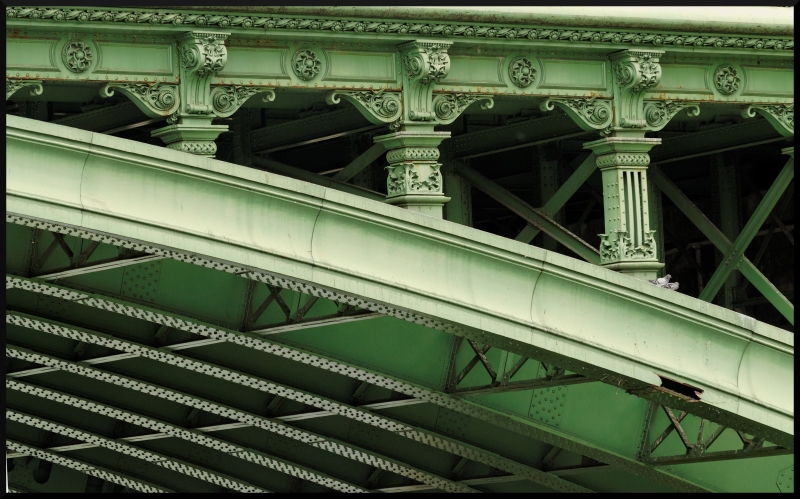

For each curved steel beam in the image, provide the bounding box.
[6,378,368,493]
[6,409,270,493]
[5,115,792,452]
[6,438,173,493]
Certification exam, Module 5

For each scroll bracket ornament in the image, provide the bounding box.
[209,85,275,118]
[398,39,452,130]
[643,100,700,131]
[325,89,402,125]
[6,80,43,101]
[540,97,613,132]
[742,104,794,138]
[100,82,180,118]
[432,93,494,125]
[609,50,664,132]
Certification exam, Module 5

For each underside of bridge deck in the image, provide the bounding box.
[5,5,794,493]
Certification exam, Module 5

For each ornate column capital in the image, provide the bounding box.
[584,134,663,279]
[609,50,664,131]
[374,130,451,218]
[398,39,452,128]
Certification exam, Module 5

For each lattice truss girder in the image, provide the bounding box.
[5,214,788,492]
[4,285,588,493]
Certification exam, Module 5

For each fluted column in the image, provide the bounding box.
[584,134,663,280]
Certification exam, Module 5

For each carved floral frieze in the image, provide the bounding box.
[6,7,791,52]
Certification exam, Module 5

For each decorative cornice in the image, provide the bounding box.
[5,7,792,52]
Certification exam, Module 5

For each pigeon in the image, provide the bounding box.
[649,274,671,286]
[649,273,679,290]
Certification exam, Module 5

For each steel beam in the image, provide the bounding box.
[457,164,601,264]
[34,255,164,281]
[699,155,794,302]
[6,409,270,493]
[515,152,596,244]
[3,344,544,493]
[333,143,386,182]
[649,119,787,165]
[5,439,173,493]
[250,311,381,335]
[650,166,794,323]
[6,275,708,492]
[250,156,385,201]
[250,107,372,154]
[5,309,590,493]
[6,378,368,493]
[50,101,145,133]
[450,113,589,160]
[6,276,706,492]
[453,375,595,396]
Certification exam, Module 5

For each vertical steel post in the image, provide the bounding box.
[538,145,562,251]
[442,141,473,226]
[711,153,741,308]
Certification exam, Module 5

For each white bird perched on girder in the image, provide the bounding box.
[649,274,679,291]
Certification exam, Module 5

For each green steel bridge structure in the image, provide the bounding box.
[5,6,794,493]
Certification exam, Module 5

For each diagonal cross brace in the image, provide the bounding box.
[649,165,794,324]
[456,164,600,264]
[699,155,794,302]
[515,152,597,244]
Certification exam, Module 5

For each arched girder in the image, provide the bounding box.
[5,115,792,483]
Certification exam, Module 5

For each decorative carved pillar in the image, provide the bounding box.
[326,40,491,217]
[373,130,451,217]
[150,32,230,157]
[584,135,664,280]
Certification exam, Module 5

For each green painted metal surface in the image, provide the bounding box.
[5,6,794,493]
